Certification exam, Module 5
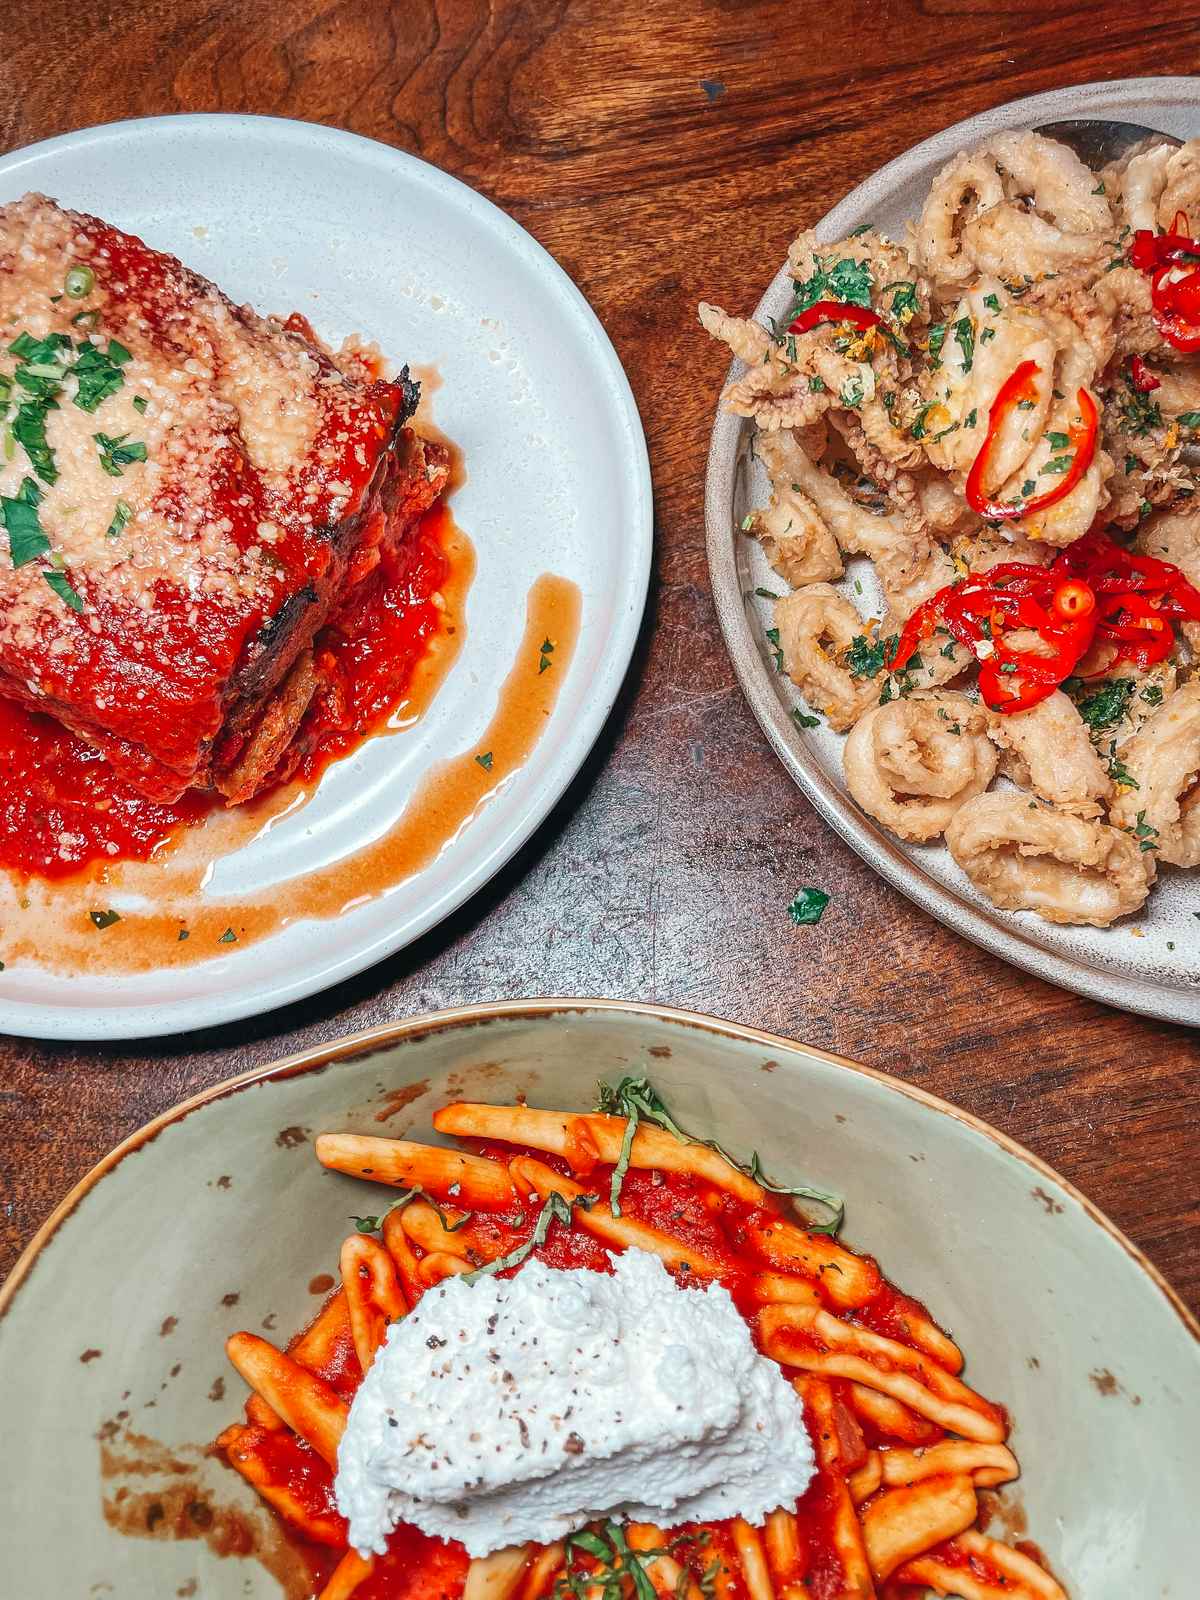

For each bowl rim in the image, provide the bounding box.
[4,998,1197,1351]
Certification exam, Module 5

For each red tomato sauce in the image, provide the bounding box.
[0,502,452,881]
[228,1148,971,1599]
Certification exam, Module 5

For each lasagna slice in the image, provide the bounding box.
[0,194,449,804]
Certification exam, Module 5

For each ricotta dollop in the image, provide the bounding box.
[335,1248,815,1558]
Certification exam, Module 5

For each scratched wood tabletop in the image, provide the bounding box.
[0,1,1197,1312]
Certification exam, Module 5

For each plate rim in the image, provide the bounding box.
[3,994,1197,1352]
[0,113,653,1042]
[705,77,1200,1027]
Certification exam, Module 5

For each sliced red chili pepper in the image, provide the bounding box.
[1129,354,1161,392]
[1130,226,1200,351]
[1051,528,1200,617]
[965,363,1099,523]
[787,300,882,335]
[1052,579,1095,621]
[889,560,1099,713]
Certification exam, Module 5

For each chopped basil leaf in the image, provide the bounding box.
[12,399,58,483]
[74,343,130,412]
[849,223,873,236]
[1,480,50,567]
[93,431,147,476]
[106,498,133,539]
[42,570,84,612]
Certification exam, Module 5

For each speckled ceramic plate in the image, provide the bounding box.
[705,78,1200,1025]
[0,115,651,1041]
[1,1000,1196,1595]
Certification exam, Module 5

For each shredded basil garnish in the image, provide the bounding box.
[352,1183,475,1238]
[595,1074,844,1235]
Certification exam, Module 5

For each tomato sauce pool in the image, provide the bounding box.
[0,501,453,881]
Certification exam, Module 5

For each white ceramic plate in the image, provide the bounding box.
[0,115,651,1041]
[705,79,1200,1025]
[1,1000,1196,1596]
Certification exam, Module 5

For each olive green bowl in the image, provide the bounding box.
[1,1000,1196,1596]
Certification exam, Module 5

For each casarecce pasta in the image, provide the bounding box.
[216,1081,1068,1600]
[702,129,1200,927]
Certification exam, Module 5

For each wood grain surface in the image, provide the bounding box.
[0,2,1198,1315]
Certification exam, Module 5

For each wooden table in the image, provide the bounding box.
[1,1,1197,1313]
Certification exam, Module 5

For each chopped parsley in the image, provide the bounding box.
[1141,683,1164,706]
[538,637,555,674]
[1108,754,1138,788]
[765,625,784,672]
[1119,384,1163,437]
[792,707,820,729]
[1043,455,1073,475]
[886,281,920,321]
[809,375,826,393]
[787,886,830,926]
[839,374,865,408]
[965,407,977,429]
[1177,411,1200,430]
[474,751,494,771]
[927,322,947,364]
[1045,431,1070,451]
[952,315,975,372]
[755,586,781,599]
[93,431,147,477]
[1073,677,1135,733]
[844,632,891,679]
[89,909,121,929]
[1129,810,1159,852]
[787,254,874,321]
[217,927,238,944]
[132,394,148,414]
[982,292,1001,312]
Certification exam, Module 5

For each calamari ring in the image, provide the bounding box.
[1109,682,1200,868]
[844,691,996,843]
[945,792,1153,928]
